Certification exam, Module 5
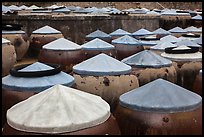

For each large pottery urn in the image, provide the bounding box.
[81,38,117,60]
[109,28,131,40]
[85,29,112,43]
[2,85,121,135]
[121,50,177,86]
[114,79,202,135]
[38,38,83,73]
[161,46,202,91]
[111,35,144,60]
[73,53,139,112]
[2,38,17,77]
[168,26,187,38]
[193,69,202,96]
[29,25,64,57]
[2,62,75,127]
[2,24,30,60]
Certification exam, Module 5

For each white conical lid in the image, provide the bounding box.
[7,84,110,134]
[28,5,40,10]
[193,36,202,45]
[168,26,187,33]
[175,39,201,47]
[2,62,74,92]
[119,79,202,113]
[2,5,11,12]
[150,41,177,50]
[42,38,81,50]
[8,5,21,11]
[2,38,11,44]
[152,28,170,35]
[19,5,29,10]
[146,10,161,15]
[172,45,191,50]
[81,38,114,50]
[86,29,111,38]
[109,28,131,36]
[184,26,202,33]
[160,35,179,43]
[73,53,131,76]
[111,35,143,45]
[192,15,202,20]
[32,25,61,34]
[122,50,172,68]
[131,28,153,36]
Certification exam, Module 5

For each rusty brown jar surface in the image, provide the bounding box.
[122,50,177,86]
[73,53,139,112]
[193,69,202,96]
[113,79,202,135]
[29,25,63,57]
[3,85,120,135]
[38,38,83,73]
[2,31,30,61]
[112,35,144,60]
[2,38,17,77]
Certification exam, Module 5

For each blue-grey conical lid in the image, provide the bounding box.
[150,41,177,51]
[168,26,187,33]
[193,36,202,45]
[109,29,131,36]
[2,62,74,92]
[32,25,61,34]
[2,30,25,34]
[73,53,131,76]
[42,38,81,50]
[192,15,202,20]
[153,28,171,35]
[2,38,11,44]
[119,78,202,113]
[131,28,153,36]
[160,35,179,43]
[122,50,172,68]
[81,38,114,50]
[8,5,21,11]
[86,29,111,38]
[146,11,161,15]
[2,5,12,12]
[184,26,202,33]
[111,35,143,45]
[175,39,201,47]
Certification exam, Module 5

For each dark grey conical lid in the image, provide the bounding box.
[122,50,172,68]
[119,78,202,113]
[2,62,74,92]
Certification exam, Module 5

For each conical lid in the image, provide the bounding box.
[2,62,74,92]
[28,5,40,10]
[119,78,202,113]
[6,84,110,134]
[146,11,161,15]
[161,46,202,61]
[73,53,131,76]
[2,30,25,34]
[2,38,11,44]
[168,26,187,33]
[175,39,201,47]
[193,36,202,45]
[81,38,114,50]
[153,28,170,35]
[122,50,172,68]
[42,38,81,50]
[109,28,131,36]
[32,25,61,34]
[150,41,177,51]
[131,28,153,36]
[2,5,11,12]
[19,5,29,10]
[160,35,179,43]
[192,15,202,20]
[111,35,143,45]
[184,26,202,33]
[8,5,21,11]
[86,29,111,38]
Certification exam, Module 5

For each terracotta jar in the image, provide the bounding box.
[111,35,144,60]
[85,29,112,43]
[2,62,75,127]
[81,38,117,60]
[161,46,202,91]
[73,53,139,112]
[29,25,64,57]
[3,85,120,135]
[109,28,131,40]
[122,50,177,86]
[38,38,83,73]
[114,79,202,135]
[2,38,17,77]
[193,69,202,96]
[168,26,187,38]
[2,24,30,60]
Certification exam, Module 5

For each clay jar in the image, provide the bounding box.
[114,79,202,135]
[161,46,202,91]
[38,38,83,73]
[29,25,64,57]
[2,85,120,135]
[112,35,144,60]
[2,24,30,61]
[192,69,202,96]
[81,38,117,60]
[2,38,17,77]
[122,50,177,86]
[2,62,75,127]
[85,29,112,43]
[72,53,139,112]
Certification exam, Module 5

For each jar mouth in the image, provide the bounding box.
[2,23,23,31]
[181,34,200,38]
[164,46,199,54]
